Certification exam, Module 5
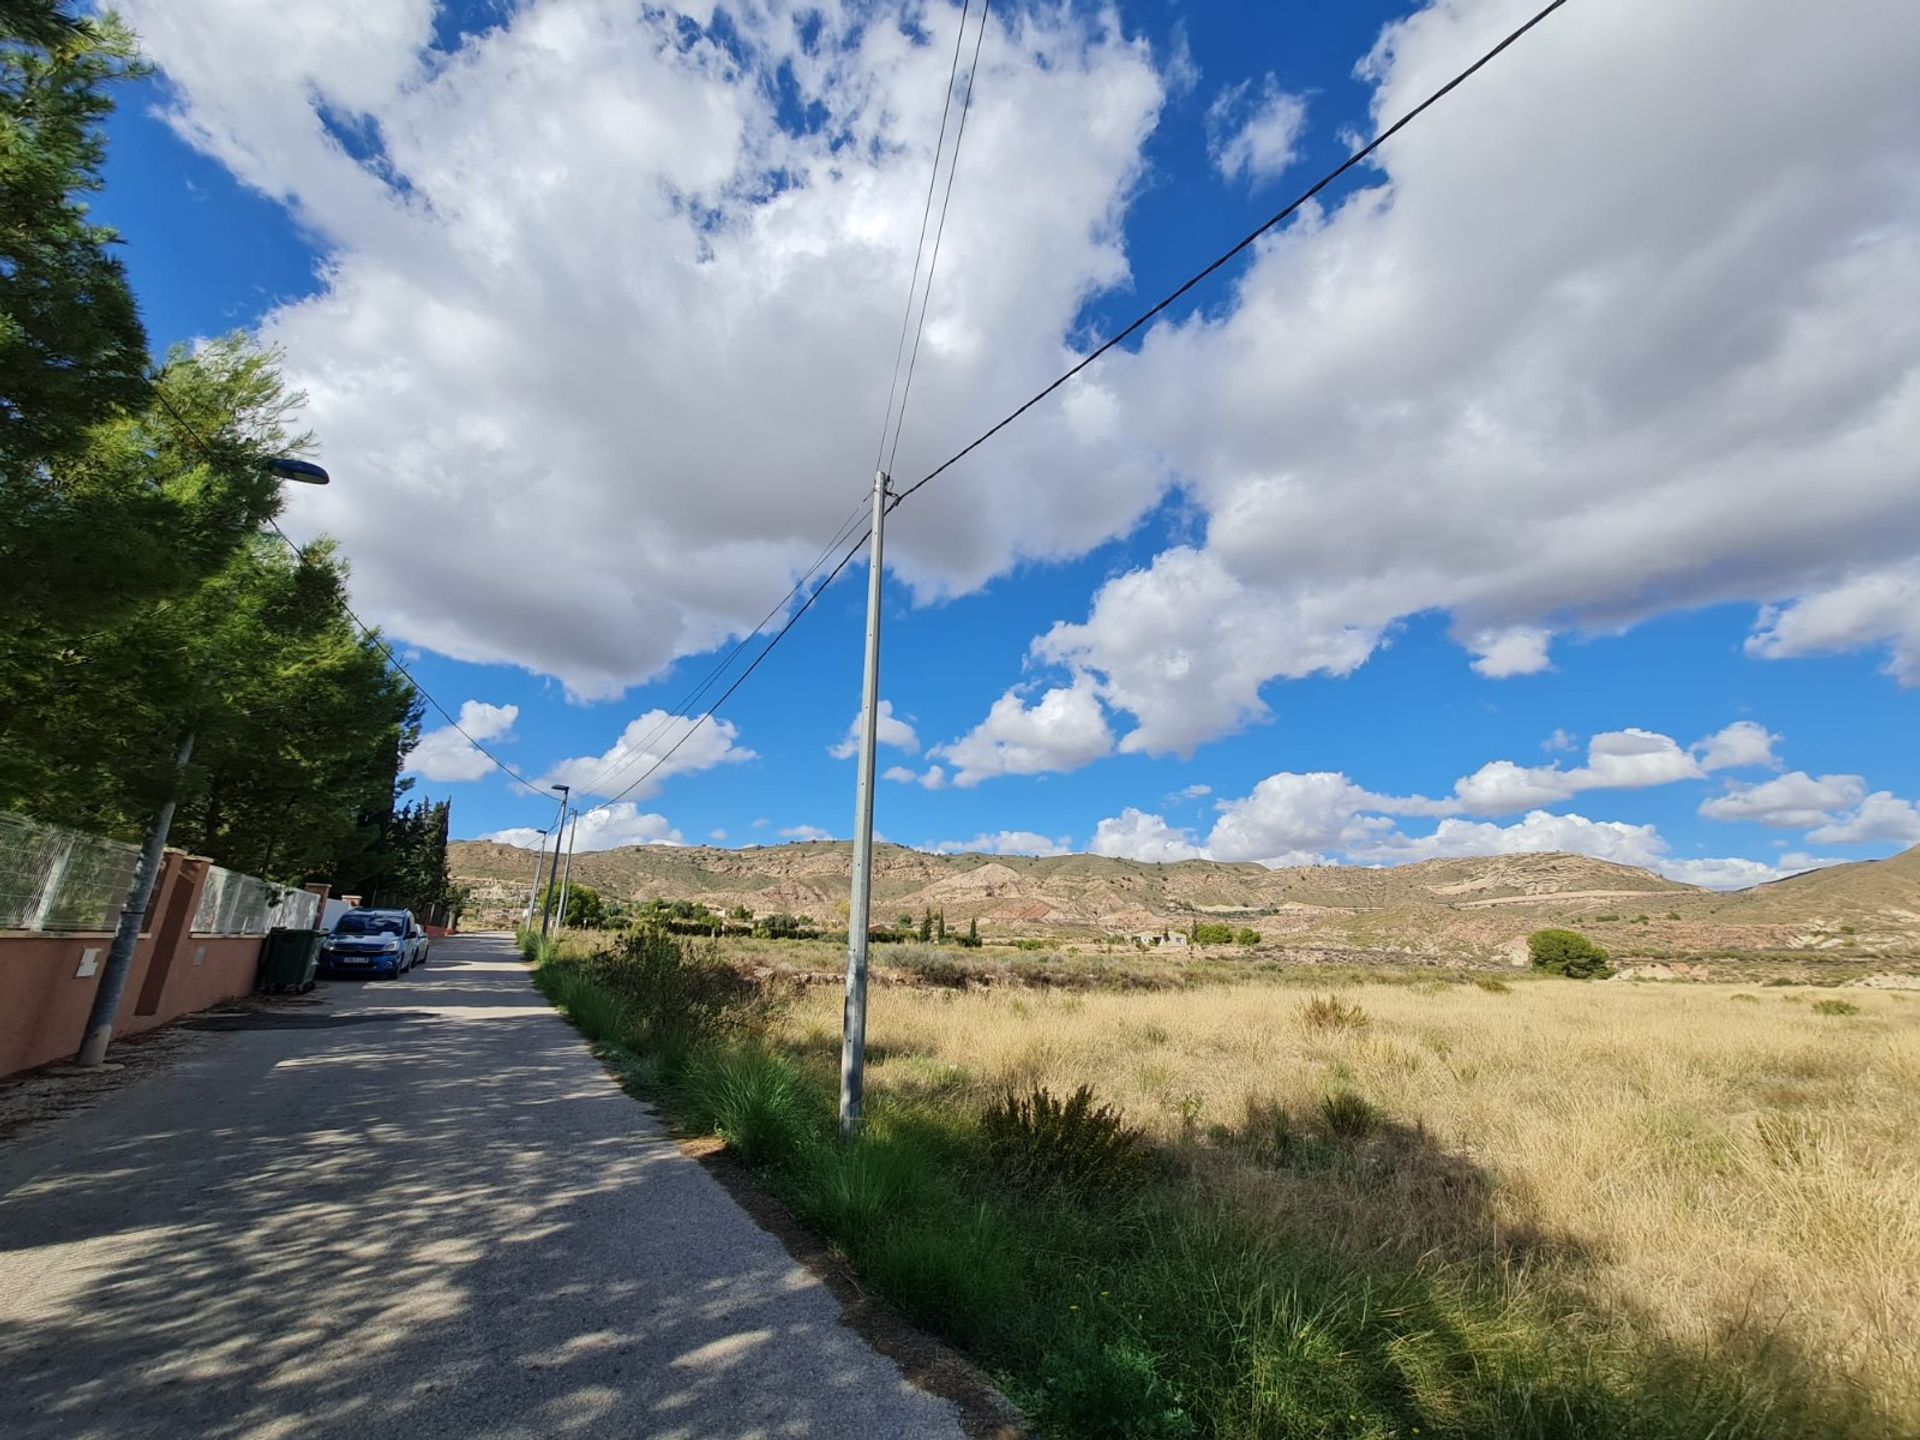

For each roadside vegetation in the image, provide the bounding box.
[525,926,1918,1439]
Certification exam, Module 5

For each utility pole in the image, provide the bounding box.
[539,784,570,940]
[556,809,578,929]
[838,469,888,1136]
[521,829,548,928]
[75,730,195,1067]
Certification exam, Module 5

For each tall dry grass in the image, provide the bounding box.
[778,975,1920,1426]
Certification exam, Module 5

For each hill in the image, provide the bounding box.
[448,839,1920,970]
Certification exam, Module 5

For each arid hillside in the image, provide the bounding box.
[451,840,1920,969]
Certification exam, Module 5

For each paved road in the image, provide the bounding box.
[0,935,965,1439]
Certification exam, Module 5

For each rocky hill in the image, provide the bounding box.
[449,840,1919,967]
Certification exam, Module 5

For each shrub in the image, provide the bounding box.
[1729,993,1759,1004]
[1528,928,1613,979]
[1811,998,1860,1017]
[981,1085,1154,1197]
[1039,1329,1196,1440]
[1472,975,1512,994]
[574,927,766,1045]
[680,1049,815,1166]
[1299,994,1370,1033]
[1234,928,1261,946]
[1318,1089,1381,1141]
[1191,922,1235,945]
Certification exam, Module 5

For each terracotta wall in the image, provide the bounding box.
[0,854,320,1078]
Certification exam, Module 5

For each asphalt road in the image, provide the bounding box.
[0,934,966,1439]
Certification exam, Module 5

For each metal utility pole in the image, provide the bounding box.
[838,469,888,1136]
[75,730,195,1067]
[538,784,570,940]
[556,809,578,928]
[522,829,549,927]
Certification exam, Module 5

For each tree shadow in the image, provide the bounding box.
[0,941,962,1439]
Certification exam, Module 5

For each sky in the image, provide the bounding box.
[99,0,1920,887]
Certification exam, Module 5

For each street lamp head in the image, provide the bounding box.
[267,457,330,485]
[553,784,570,797]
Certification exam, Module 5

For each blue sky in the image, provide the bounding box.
[103,0,1920,885]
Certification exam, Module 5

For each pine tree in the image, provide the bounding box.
[918,906,933,942]
[935,909,946,943]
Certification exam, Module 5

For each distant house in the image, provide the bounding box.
[1132,930,1188,949]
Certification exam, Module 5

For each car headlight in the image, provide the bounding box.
[380,937,399,951]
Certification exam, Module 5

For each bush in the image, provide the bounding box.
[1040,1328,1196,1440]
[1318,1089,1381,1141]
[981,1084,1154,1197]
[678,1049,816,1166]
[573,927,767,1045]
[1299,993,1370,1033]
[1472,975,1512,994]
[1191,922,1235,945]
[1234,927,1261,946]
[1528,928,1613,979]
[1811,998,1860,1017]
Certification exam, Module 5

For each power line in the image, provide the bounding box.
[872,0,975,477]
[577,523,873,818]
[886,0,992,480]
[888,0,1570,514]
[582,0,1572,820]
[148,382,550,797]
[570,491,872,802]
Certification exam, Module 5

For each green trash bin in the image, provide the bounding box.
[259,927,323,993]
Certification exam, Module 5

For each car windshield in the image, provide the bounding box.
[335,913,404,936]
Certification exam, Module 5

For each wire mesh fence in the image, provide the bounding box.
[191,867,319,935]
[0,812,142,933]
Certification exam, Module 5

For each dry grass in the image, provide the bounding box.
[776,974,1920,1426]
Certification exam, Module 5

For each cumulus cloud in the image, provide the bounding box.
[1746,563,1920,686]
[1450,728,1706,814]
[829,700,919,760]
[125,0,1169,699]
[541,711,753,801]
[932,675,1114,786]
[1699,771,1867,828]
[779,825,833,842]
[1090,808,1208,863]
[1207,76,1308,182]
[1806,792,1920,845]
[401,700,518,782]
[930,831,1072,857]
[1692,721,1780,772]
[490,803,681,852]
[1179,783,1213,799]
[1031,0,1920,751]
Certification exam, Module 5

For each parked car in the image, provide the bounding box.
[318,909,429,980]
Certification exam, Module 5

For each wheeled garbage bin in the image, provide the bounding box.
[258,927,324,993]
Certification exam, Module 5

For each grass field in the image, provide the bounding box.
[532,930,1920,1438]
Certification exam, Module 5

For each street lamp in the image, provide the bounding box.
[539,785,570,940]
[72,457,336,1069]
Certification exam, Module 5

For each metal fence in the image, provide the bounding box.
[192,866,321,936]
[0,812,142,933]
[0,810,320,936]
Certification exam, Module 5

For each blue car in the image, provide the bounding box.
[318,909,429,980]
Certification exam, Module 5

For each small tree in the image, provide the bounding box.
[1234,927,1261,946]
[1192,922,1235,945]
[935,909,946,943]
[1528,928,1613,979]
[729,903,751,921]
[918,906,933,942]
[958,916,981,949]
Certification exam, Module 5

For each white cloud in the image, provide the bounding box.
[1806,792,1920,845]
[882,763,947,789]
[1450,727,1705,815]
[1466,626,1553,678]
[1207,76,1308,182]
[1692,720,1780,772]
[708,828,727,842]
[490,803,681,852]
[828,700,919,759]
[930,831,1072,857]
[1746,563,1920,686]
[401,700,518,782]
[1699,771,1867,828]
[1089,808,1208,863]
[1655,856,1792,890]
[933,675,1114,786]
[1026,0,1920,751]
[1542,728,1579,754]
[1207,772,1399,866]
[1180,783,1213,799]
[780,824,833,842]
[541,711,753,801]
[1371,809,1669,871]
[126,0,1169,700]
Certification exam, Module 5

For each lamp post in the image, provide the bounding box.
[538,785,569,940]
[73,458,332,1069]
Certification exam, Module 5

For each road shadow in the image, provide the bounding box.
[0,939,961,1439]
